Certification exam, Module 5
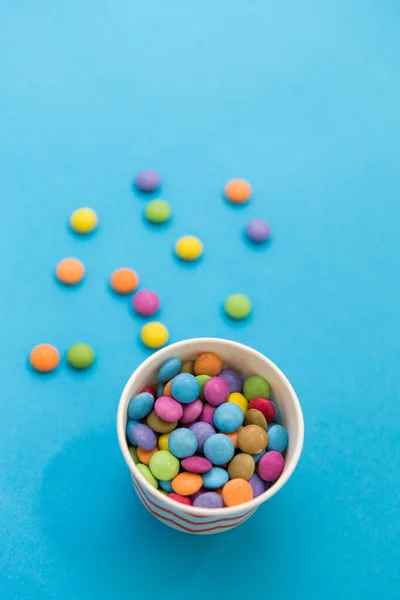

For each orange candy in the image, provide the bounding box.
[137,447,158,466]
[163,379,173,397]
[29,343,60,373]
[110,268,139,294]
[226,426,244,449]
[172,472,202,496]
[224,179,252,204]
[222,478,253,507]
[56,257,85,285]
[194,352,223,377]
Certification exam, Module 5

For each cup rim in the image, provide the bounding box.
[117,337,304,517]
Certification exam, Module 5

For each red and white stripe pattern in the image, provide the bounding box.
[132,475,256,534]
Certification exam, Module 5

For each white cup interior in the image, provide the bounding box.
[117,337,304,517]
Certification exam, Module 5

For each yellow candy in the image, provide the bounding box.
[158,433,171,451]
[70,207,98,234]
[141,322,169,349]
[175,236,203,261]
[227,392,248,413]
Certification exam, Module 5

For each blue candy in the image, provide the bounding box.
[170,373,200,404]
[126,420,139,446]
[159,479,174,492]
[269,400,280,423]
[202,467,229,489]
[157,382,165,398]
[213,402,244,433]
[267,424,288,453]
[128,392,154,420]
[203,434,234,465]
[169,428,198,458]
[252,448,266,463]
[157,357,182,383]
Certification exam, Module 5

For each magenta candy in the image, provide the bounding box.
[181,456,212,474]
[200,404,216,426]
[204,377,230,406]
[181,398,203,424]
[154,396,183,422]
[132,290,160,316]
[258,451,285,481]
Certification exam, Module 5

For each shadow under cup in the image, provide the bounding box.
[117,338,304,535]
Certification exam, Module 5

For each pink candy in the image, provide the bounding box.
[201,403,216,425]
[204,377,230,406]
[154,396,183,422]
[181,456,212,473]
[133,290,160,316]
[180,398,203,423]
[258,451,285,481]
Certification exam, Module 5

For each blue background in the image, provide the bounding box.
[0,1,399,598]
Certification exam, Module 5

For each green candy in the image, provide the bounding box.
[149,450,180,480]
[224,293,251,319]
[196,374,211,400]
[67,343,95,369]
[137,463,158,488]
[129,447,139,464]
[243,376,271,401]
[145,199,171,224]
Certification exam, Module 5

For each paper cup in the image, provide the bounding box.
[117,338,304,534]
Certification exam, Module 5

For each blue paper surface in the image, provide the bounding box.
[0,1,399,598]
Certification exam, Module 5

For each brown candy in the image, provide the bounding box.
[237,424,268,454]
[244,408,267,429]
[146,410,178,433]
[228,453,255,481]
[194,352,223,377]
[180,360,195,374]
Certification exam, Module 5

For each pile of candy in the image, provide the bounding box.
[126,351,288,508]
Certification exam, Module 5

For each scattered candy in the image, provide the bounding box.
[126,351,288,509]
[110,268,139,294]
[135,170,161,193]
[224,293,251,319]
[29,343,59,373]
[56,257,85,285]
[141,322,169,348]
[145,199,171,223]
[133,290,160,316]
[67,343,95,369]
[175,235,203,261]
[224,178,252,204]
[69,207,98,234]
[245,218,271,243]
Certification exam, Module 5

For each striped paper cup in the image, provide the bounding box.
[117,338,304,535]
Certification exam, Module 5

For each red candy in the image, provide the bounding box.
[168,493,192,506]
[141,386,156,399]
[248,397,276,422]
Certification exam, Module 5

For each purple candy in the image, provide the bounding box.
[258,451,285,481]
[193,492,224,509]
[189,421,216,452]
[204,377,230,406]
[249,473,265,498]
[135,170,160,193]
[219,369,243,393]
[200,403,216,425]
[154,396,183,422]
[181,456,212,474]
[130,423,157,451]
[245,218,271,243]
[181,398,203,424]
